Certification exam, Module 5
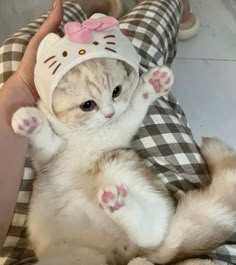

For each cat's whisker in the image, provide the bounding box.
[103,35,115,39]
[106,42,115,45]
[52,63,61,75]
[44,55,56,64]
[49,61,57,68]
[105,47,117,53]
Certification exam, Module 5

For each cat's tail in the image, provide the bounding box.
[147,138,236,264]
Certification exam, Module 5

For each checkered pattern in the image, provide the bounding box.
[0,1,235,264]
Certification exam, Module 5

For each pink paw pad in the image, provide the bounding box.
[143,92,149,99]
[101,191,115,203]
[98,184,127,212]
[12,108,42,137]
[153,70,160,76]
[161,72,167,78]
[119,184,127,197]
[147,66,173,94]
[149,79,161,92]
[16,116,39,136]
[165,77,171,85]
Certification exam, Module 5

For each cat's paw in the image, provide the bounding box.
[12,107,42,137]
[97,184,127,212]
[142,66,174,99]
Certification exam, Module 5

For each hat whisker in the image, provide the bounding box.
[52,63,61,75]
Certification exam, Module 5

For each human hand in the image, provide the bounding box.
[16,0,63,101]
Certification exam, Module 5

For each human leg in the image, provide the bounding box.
[118,0,208,196]
[119,1,235,264]
[119,0,182,68]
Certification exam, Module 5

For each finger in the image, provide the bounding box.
[18,0,63,100]
[27,0,63,51]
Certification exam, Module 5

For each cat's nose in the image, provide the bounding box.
[105,112,115,119]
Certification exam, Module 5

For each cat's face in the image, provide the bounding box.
[52,58,136,129]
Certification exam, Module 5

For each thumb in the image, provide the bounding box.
[26,0,64,53]
[18,0,63,101]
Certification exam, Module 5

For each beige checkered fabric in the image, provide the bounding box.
[0,1,235,264]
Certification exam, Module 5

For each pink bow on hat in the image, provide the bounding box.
[64,16,119,43]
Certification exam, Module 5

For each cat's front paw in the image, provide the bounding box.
[12,107,42,137]
[142,66,174,99]
[97,184,127,212]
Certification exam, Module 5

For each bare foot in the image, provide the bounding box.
[179,0,199,40]
[181,0,191,23]
[180,13,197,30]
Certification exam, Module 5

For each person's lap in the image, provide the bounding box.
[118,0,208,197]
[0,1,231,264]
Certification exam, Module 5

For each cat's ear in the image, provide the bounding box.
[122,62,136,83]
[37,33,61,61]
[128,68,137,85]
[122,62,131,75]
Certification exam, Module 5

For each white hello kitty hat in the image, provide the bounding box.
[34,13,141,115]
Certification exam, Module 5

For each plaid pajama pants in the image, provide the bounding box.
[0,1,235,264]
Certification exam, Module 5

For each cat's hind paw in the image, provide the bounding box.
[12,107,42,137]
[142,66,174,99]
[97,184,127,212]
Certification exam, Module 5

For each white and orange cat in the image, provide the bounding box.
[12,59,236,265]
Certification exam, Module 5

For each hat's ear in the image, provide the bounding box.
[90,13,106,19]
[37,33,61,61]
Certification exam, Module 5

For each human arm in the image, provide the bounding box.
[0,0,63,249]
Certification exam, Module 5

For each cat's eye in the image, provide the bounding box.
[112,86,122,99]
[80,100,97,112]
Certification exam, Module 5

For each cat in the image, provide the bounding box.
[12,58,174,265]
[12,58,236,265]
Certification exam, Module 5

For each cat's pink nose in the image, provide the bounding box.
[105,112,114,119]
